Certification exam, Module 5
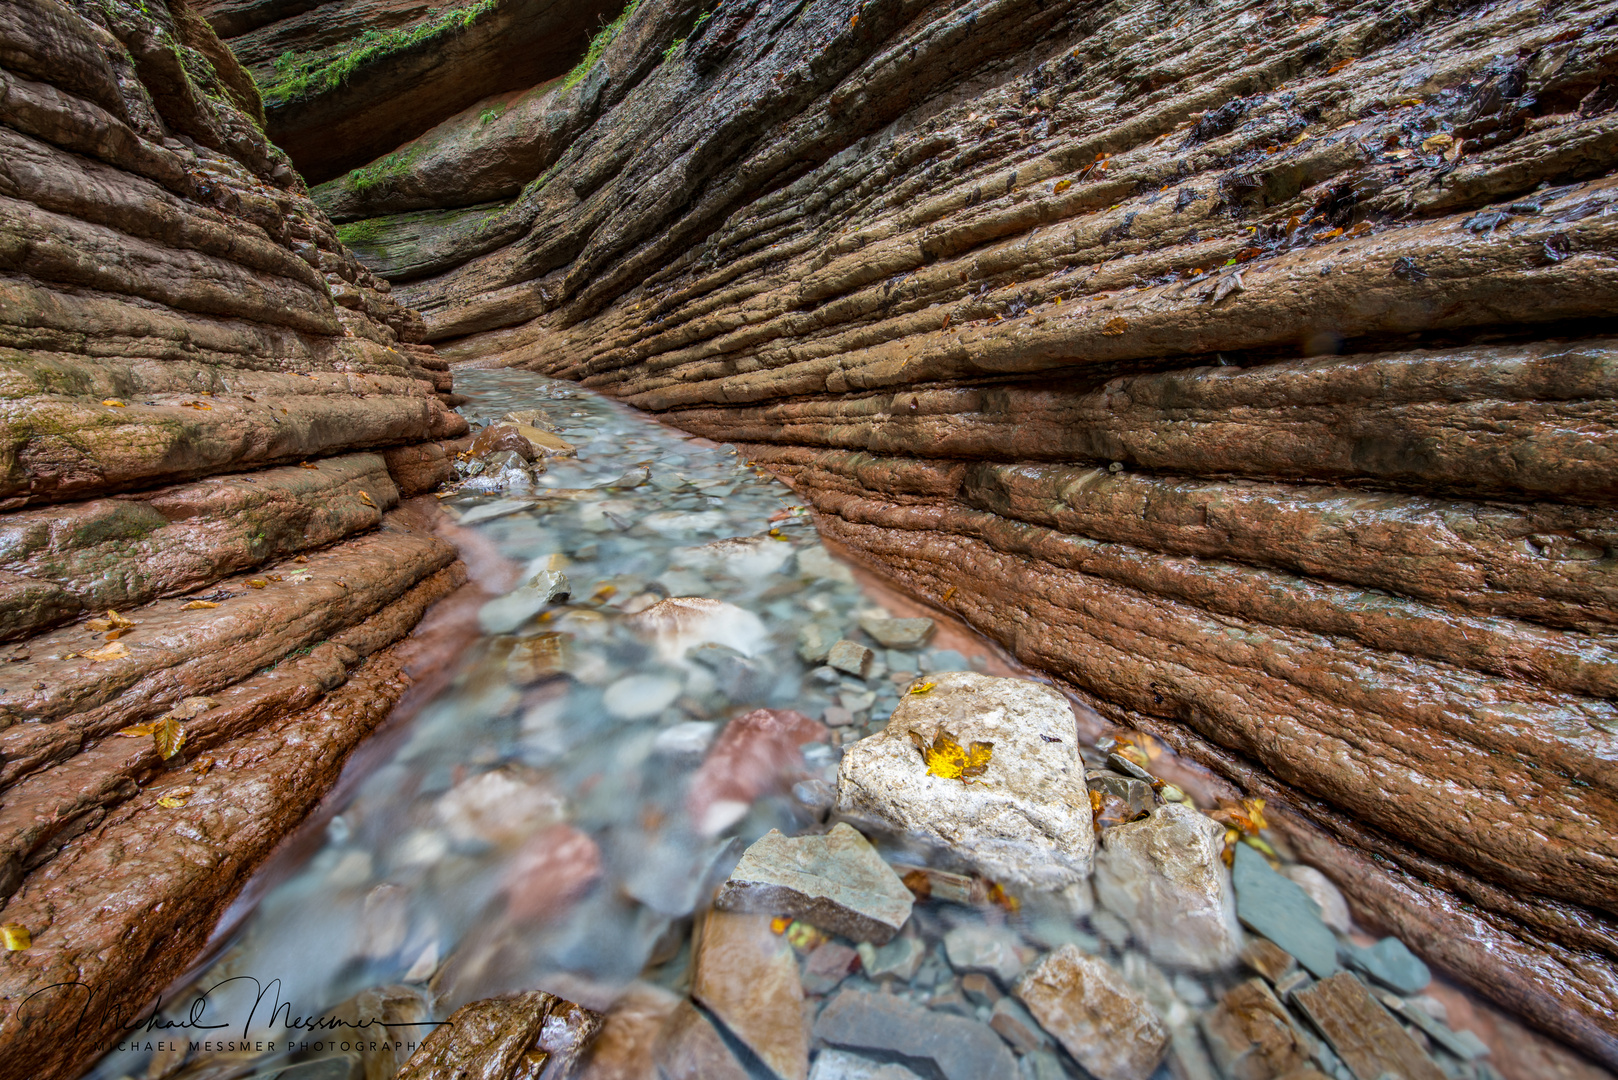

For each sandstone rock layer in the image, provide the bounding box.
[357,0,1618,1064]
[0,3,470,1077]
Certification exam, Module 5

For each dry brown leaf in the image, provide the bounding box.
[1053,178,1072,194]
[300,462,319,470]
[357,490,375,507]
[1327,58,1354,74]
[1420,132,1454,153]
[157,787,194,809]
[1101,316,1129,336]
[190,755,216,776]
[184,600,220,609]
[154,716,186,760]
[117,721,160,738]
[909,728,993,782]
[170,696,218,719]
[1,924,30,951]
[83,641,129,662]
[247,579,268,589]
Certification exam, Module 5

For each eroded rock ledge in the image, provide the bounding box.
[0,3,472,1077]
[365,0,1618,1065]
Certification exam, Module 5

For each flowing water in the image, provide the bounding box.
[84,370,1485,1080]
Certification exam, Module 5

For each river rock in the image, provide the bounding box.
[813,988,1018,1080]
[1283,865,1354,934]
[1342,936,1431,995]
[499,824,604,922]
[688,708,829,836]
[1200,978,1315,1080]
[393,990,602,1080]
[989,996,1052,1054]
[715,823,914,943]
[1232,844,1340,979]
[858,615,936,650]
[692,910,810,1080]
[435,764,564,845]
[602,672,684,719]
[1292,973,1447,1080]
[628,597,767,661]
[836,672,1093,890]
[802,941,861,994]
[798,622,842,664]
[944,924,1028,984]
[827,639,876,678]
[857,934,926,980]
[469,423,537,461]
[1093,803,1242,972]
[1015,946,1170,1080]
[575,982,681,1080]
[650,999,750,1080]
[808,1050,925,1080]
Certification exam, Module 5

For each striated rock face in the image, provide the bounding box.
[0,2,470,1077]
[196,0,631,183]
[326,0,1618,1064]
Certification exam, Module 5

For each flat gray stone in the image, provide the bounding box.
[944,924,1026,983]
[1342,936,1430,994]
[858,615,936,650]
[814,988,1018,1080]
[858,934,927,979]
[715,823,914,943]
[989,996,1051,1054]
[1232,843,1340,978]
[799,622,842,664]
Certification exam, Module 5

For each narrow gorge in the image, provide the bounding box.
[3,0,1617,1078]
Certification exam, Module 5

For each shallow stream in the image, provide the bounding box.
[83,369,1493,1080]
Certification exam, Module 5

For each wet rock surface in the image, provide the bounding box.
[716,823,915,944]
[256,0,1618,1058]
[836,672,1094,889]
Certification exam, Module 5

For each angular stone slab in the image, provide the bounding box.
[692,910,809,1080]
[1232,843,1340,979]
[858,615,936,649]
[1015,945,1169,1080]
[715,823,913,944]
[1200,978,1315,1080]
[1094,803,1242,972]
[813,988,1017,1080]
[1292,972,1447,1080]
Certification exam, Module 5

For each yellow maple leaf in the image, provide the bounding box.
[908,681,936,695]
[154,716,185,760]
[909,728,993,783]
[1,924,30,950]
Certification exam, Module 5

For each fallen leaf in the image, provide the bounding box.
[785,921,827,951]
[1420,132,1454,153]
[184,600,220,609]
[770,916,792,934]
[1327,58,1354,74]
[1089,788,1104,823]
[157,787,194,809]
[180,400,212,410]
[1346,221,1374,237]
[102,399,127,408]
[153,717,185,760]
[902,869,932,899]
[909,728,994,783]
[1053,178,1073,194]
[246,579,268,589]
[941,585,957,602]
[1,924,30,951]
[908,681,936,695]
[1318,227,1345,240]
[172,695,217,718]
[1233,246,1263,263]
[102,627,131,641]
[1101,316,1129,336]
[86,610,136,633]
[1210,270,1246,304]
[300,462,319,470]
[1212,797,1268,836]
[117,721,160,737]
[357,490,375,507]
[83,642,129,662]
[1443,137,1464,162]
[986,881,1020,913]
[190,755,216,776]
[294,555,308,563]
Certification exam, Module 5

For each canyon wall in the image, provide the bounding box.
[0,1,471,1077]
[315,0,1618,1067]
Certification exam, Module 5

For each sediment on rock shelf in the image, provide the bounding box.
[0,2,472,1078]
[304,0,1618,1066]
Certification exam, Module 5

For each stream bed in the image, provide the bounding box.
[84,370,1498,1080]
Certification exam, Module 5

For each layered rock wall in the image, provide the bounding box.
[0,2,469,1076]
[349,0,1618,1066]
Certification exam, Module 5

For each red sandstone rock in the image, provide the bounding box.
[686,707,827,836]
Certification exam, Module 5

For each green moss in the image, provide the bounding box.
[258,0,498,106]
[337,218,388,245]
[479,102,506,125]
[662,37,684,61]
[344,144,423,193]
[561,0,642,89]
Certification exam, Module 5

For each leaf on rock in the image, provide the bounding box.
[1327,58,1354,74]
[357,490,376,507]
[190,755,216,776]
[184,600,221,609]
[102,399,127,408]
[1100,316,1129,336]
[908,681,936,695]
[1419,132,1453,153]
[83,642,129,662]
[300,462,319,470]
[1053,178,1073,194]
[154,717,186,760]
[157,787,194,809]
[171,696,219,719]
[1,924,30,951]
[117,721,160,737]
[909,728,993,783]
[247,579,268,589]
